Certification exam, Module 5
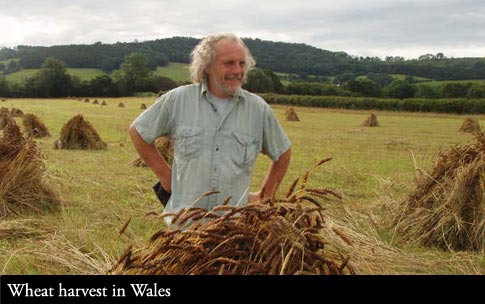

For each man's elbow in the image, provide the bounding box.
[128,124,139,140]
[278,147,291,163]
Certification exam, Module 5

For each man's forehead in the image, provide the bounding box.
[215,39,245,57]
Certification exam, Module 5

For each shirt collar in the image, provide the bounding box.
[200,82,245,101]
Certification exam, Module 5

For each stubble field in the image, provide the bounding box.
[1,97,484,274]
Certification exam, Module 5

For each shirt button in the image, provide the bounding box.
[216,147,219,151]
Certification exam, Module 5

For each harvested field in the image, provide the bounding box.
[0,98,483,275]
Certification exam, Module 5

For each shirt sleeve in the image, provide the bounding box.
[132,92,173,144]
[261,103,291,162]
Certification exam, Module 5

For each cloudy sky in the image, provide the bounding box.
[1,0,484,59]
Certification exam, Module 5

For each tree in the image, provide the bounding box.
[0,76,11,97]
[415,85,442,99]
[366,73,392,87]
[119,52,151,94]
[263,69,284,93]
[7,60,19,73]
[150,75,177,93]
[346,79,381,97]
[243,68,274,93]
[385,80,416,99]
[35,57,72,97]
[467,84,485,98]
[89,75,119,96]
[440,83,468,98]
[418,54,436,60]
[333,73,356,85]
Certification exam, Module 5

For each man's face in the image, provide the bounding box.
[206,39,246,98]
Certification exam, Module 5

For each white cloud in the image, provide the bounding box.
[0,0,484,58]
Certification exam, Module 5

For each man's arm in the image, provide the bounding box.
[129,125,172,192]
[249,147,291,203]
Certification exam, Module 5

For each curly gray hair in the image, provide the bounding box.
[189,33,256,84]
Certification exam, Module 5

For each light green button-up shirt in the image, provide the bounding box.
[133,83,291,215]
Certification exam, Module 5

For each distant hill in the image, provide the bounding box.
[1,37,485,80]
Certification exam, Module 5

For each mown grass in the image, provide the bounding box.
[0,97,484,274]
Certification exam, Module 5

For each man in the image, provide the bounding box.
[129,33,291,219]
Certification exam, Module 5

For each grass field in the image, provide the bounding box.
[5,68,106,83]
[0,97,484,274]
[389,74,432,82]
[154,62,190,83]
[424,79,485,87]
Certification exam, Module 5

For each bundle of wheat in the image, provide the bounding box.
[132,136,173,167]
[459,118,481,133]
[93,99,99,105]
[285,108,300,121]
[101,101,107,106]
[393,133,485,252]
[362,114,379,127]
[111,158,354,275]
[118,102,125,108]
[1,98,6,102]
[0,113,15,130]
[0,123,62,217]
[84,98,90,103]
[23,114,51,138]
[140,103,147,110]
[54,114,107,150]
[1,107,9,115]
[10,108,24,117]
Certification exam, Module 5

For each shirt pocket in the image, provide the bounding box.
[173,126,204,161]
[231,131,259,168]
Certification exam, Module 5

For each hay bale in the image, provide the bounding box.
[93,99,99,105]
[118,102,125,108]
[23,114,51,138]
[0,123,62,217]
[1,107,9,115]
[459,118,481,133]
[1,98,6,102]
[54,114,107,150]
[110,158,353,275]
[393,133,485,252]
[84,98,90,103]
[10,108,24,117]
[101,101,107,106]
[131,136,174,167]
[285,108,299,121]
[362,114,379,127]
[140,103,147,110]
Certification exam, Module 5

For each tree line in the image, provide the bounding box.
[0,54,179,98]
[2,37,485,80]
[2,53,484,100]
